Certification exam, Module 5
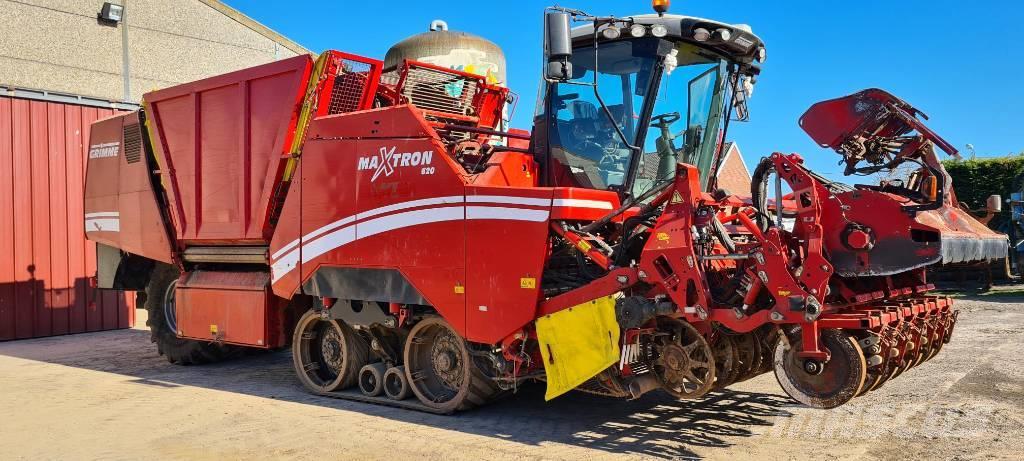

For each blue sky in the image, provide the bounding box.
[226,0,1021,179]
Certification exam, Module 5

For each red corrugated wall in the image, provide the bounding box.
[0,95,135,341]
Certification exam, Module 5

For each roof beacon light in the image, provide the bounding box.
[653,0,670,16]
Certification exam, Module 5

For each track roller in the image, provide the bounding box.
[774,329,866,409]
[292,310,369,393]
[384,366,411,400]
[359,362,387,397]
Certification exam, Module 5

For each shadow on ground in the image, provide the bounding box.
[0,328,793,459]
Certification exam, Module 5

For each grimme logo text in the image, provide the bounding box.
[358,146,434,182]
[88,142,120,159]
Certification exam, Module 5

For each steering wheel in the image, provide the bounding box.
[650,112,681,128]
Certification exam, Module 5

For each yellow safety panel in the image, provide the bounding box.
[535,295,620,401]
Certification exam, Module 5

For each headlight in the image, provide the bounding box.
[714,28,732,41]
[629,24,647,38]
[651,24,668,37]
[601,27,622,40]
[757,46,767,62]
[693,28,710,42]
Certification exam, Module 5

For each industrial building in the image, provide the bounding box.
[0,0,307,340]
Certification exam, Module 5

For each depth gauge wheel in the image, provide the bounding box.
[143,264,242,365]
[732,332,763,383]
[773,329,866,409]
[648,317,716,399]
[292,310,370,393]
[404,317,501,413]
[712,334,737,390]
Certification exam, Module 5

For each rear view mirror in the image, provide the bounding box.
[544,11,573,81]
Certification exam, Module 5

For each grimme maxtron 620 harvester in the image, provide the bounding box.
[84,2,1006,412]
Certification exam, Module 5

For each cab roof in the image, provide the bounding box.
[570,13,765,65]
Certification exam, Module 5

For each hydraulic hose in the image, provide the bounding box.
[750,157,775,232]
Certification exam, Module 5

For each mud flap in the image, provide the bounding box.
[535,295,620,401]
[941,235,1008,264]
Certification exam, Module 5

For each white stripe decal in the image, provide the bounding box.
[278,215,356,259]
[270,247,302,282]
[466,195,552,207]
[270,202,550,283]
[85,211,120,218]
[300,226,357,265]
[552,198,614,210]
[274,206,464,283]
[356,195,464,220]
[466,206,550,222]
[271,195,464,261]
[356,205,464,241]
[85,218,120,232]
[269,236,303,261]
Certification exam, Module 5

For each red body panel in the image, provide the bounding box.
[145,55,313,244]
[1,97,134,341]
[268,105,616,344]
[84,112,174,264]
[175,271,280,347]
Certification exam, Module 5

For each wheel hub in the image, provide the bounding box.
[803,359,824,375]
[435,351,454,372]
[660,343,688,374]
[162,280,179,334]
[320,327,344,373]
[429,332,465,388]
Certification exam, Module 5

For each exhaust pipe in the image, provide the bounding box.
[627,374,661,399]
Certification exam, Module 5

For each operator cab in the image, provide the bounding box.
[534,9,765,199]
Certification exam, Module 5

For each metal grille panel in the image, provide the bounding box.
[122,122,142,163]
[400,65,480,116]
[327,59,373,115]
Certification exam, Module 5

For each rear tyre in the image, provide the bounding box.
[144,264,243,365]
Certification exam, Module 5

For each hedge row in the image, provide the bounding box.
[942,154,1024,210]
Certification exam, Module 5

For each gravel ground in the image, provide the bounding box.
[0,294,1021,460]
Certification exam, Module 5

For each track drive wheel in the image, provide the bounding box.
[649,317,715,399]
[292,310,370,393]
[773,329,867,409]
[404,317,501,413]
[143,264,243,365]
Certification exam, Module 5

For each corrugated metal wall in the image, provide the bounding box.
[0,95,135,341]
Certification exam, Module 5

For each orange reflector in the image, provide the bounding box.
[653,0,670,15]
[922,176,938,201]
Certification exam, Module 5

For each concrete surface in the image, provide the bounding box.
[0,294,1022,460]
